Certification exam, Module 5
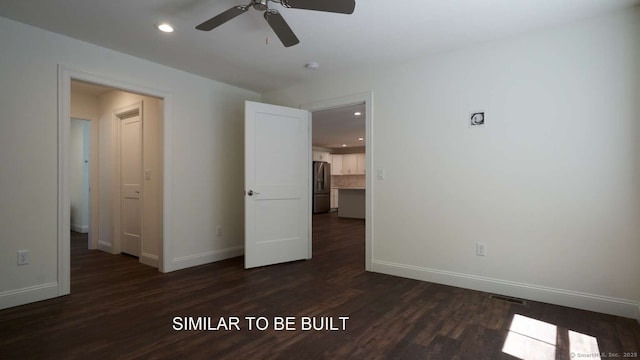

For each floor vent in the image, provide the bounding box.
[490,294,526,305]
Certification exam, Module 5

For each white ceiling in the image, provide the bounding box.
[313,103,365,149]
[1,0,637,93]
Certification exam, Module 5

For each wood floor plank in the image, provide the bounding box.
[0,213,638,359]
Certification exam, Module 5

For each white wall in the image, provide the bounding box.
[69,119,90,233]
[264,8,640,318]
[0,15,259,309]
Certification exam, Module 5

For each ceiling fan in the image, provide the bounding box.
[196,0,356,47]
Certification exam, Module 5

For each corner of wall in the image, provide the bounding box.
[98,240,113,253]
[140,253,159,268]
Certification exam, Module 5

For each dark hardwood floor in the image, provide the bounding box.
[1,213,639,359]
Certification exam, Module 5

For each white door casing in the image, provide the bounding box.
[118,106,142,257]
[244,101,311,269]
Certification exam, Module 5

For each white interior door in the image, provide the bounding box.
[245,101,311,269]
[120,112,142,257]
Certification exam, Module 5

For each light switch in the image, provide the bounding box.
[145,169,152,180]
[377,169,385,181]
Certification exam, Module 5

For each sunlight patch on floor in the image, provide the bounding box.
[502,314,557,360]
[502,314,602,360]
[569,330,601,359]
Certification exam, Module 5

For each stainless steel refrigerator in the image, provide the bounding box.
[313,161,331,213]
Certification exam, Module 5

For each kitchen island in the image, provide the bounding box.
[337,188,365,219]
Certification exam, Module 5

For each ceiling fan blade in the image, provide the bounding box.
[196,6,248,31]
[264,10,300,47]
[282,0,355,14]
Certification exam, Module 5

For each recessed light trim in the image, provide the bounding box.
[157,23,174,33]
[354,112,362,116]
[342,144,347,147]
[358,137,364,141]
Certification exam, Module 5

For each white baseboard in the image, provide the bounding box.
[98,240,112,253]
[0,282,59,310]
[170,246,244,272]
[140,252,159,268]
[71,223,88,233]
[372,259,638,319]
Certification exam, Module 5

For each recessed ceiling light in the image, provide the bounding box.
[157,23,174,33]
[342,144,347,147]
[354,112,362,116]
[358,137,364,141]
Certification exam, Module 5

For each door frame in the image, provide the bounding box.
[57,65,173,295]
[301,92,373,271]
[113,101,143,256]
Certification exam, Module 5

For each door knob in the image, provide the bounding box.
[247,190,260,196]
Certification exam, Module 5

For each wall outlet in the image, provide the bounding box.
[17,250,30,265]
[217,226,223,237]
[476,242,486,257]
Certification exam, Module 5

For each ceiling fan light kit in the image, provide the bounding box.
[196,0,356,47]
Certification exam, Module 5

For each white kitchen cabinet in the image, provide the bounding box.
[312,151,331,162]
[331,154,343,175]
[342,154,358,175]
[330,188,339,209]
[329,152,365,175]
[356,153,366,174]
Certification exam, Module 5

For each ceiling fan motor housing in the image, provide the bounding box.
[253,0,269,11]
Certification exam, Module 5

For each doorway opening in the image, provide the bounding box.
[58,67,171,296]
[69,80,163,268]
[304,92,373,271]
